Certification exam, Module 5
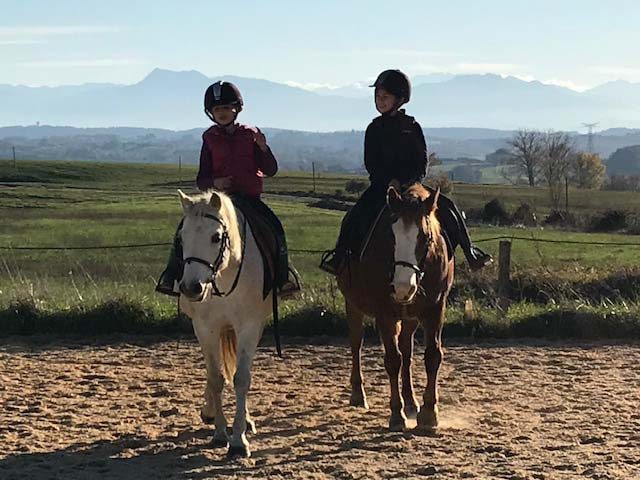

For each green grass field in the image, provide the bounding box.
[2,159,640,338]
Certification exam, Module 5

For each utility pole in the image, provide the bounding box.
[178,155,182,182]
[582,122,598,153]
[12,146,16,169]
[312,161,316,193]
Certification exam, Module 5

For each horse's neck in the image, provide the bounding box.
[226,205,245,266]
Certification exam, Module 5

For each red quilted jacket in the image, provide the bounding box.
[196,124,278,198]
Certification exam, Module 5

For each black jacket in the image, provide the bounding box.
[364,110,428,190]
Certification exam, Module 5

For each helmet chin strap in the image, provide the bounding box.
[205,107,240,128]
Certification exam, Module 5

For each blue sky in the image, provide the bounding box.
[1,0,639,90]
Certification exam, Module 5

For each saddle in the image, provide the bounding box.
[233,200,278,299]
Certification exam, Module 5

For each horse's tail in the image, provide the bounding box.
[219,326,237,384]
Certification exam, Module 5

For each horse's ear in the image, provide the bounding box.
[424,188,440,213]
[386,184,402,210]
[178,189,192,212]
[209,191,222,209]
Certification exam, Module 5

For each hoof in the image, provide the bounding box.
[350,393,369,410]
[211,437,228,449]
[417,406,439,431]
[227,444,251,458]
[201,411,215,425]
[212,427,229,448]
[388,414,407,432]
[246,418,257,435]
[403,404,420,421]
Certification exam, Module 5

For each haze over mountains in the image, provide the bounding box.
[2,68,640,132]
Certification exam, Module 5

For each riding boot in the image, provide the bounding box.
[275,237,302,298]
[155,224,183,297]
[464,244,493,271]
[436,193,493,271]
[319,203,358,275]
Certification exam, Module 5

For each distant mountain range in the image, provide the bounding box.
[3,125,640,175]
[2,68,640,131]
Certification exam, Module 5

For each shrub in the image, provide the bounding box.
[626,214,640,235]
[425,174,453,195]
[544,210,576,227]
[589,209,627,232]
[511,202,538,226]
[345,179,367,194]
[482,199,510,224]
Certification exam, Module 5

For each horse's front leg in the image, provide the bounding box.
[398,319,420,420]
[417,304,445,431]
[193,322,229,448]
[228,326,262,458]
[377,317,405,431]
[346,301,368,409]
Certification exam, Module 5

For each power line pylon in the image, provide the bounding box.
[582,122,599,153]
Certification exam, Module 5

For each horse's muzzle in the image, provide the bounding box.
[179,281,206,302]
[390,283,418,304]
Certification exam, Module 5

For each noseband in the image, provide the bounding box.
[183,213,247,297]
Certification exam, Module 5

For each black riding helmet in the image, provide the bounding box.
[370,69,411,103]
[204,81,243,120]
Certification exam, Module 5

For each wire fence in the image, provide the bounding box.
[1,235,640,252]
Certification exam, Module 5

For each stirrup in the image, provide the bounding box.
[467,247,493,271]
[279,266,302,299]
[319,249,339,274]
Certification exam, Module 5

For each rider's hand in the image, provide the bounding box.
[213,176,233,191]
[253,128,268,152]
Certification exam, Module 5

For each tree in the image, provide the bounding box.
[572,152,605,189]
[450,165,482,183]
[345,179,367,194]
[607,145,640,175]
[541,131,574,209]
[507,129,544,187]
[425,151,441,178]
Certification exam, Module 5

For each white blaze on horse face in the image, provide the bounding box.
[391,219,420,303]
[180,216,226,298]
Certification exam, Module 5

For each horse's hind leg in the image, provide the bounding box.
[399,319,420,420]
[377,316,405,432]
[417,304,445,432]
[346,301,368,409]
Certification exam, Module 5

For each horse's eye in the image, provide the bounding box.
[212,233,221,244]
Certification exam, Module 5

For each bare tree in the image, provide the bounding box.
[508,129,544,187]
[541,131,574,209]
[425,151,441,178]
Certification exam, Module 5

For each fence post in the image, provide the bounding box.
[498,240,512,310]
[312,161,316,193]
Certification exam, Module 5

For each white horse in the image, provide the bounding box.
[177,189,272,458]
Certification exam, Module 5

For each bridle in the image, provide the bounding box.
[182,213,247,297]
[391,217,434,285]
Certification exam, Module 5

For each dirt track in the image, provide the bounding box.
[1,336,639,479]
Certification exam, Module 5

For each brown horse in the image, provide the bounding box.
[337,181,454,432]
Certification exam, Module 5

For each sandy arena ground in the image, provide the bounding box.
[1,336,639,479]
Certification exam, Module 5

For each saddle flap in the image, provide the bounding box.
[237,202,278,298]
